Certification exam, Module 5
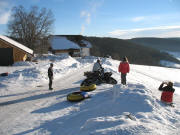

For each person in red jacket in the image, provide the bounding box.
[158,81,175,104]
[118,56,130,85]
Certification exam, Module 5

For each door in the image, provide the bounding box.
[0,48,13,66]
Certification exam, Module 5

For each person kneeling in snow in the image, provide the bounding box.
[92,59,104,80]
[93,59,103,72]
[158,81,175,104]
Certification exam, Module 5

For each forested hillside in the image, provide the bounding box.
[128,37,180,52]
[85,36,180,66]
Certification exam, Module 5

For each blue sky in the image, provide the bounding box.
[0,0,180,39]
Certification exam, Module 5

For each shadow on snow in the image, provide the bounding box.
[0,87,80,106]
[14,83,158,135]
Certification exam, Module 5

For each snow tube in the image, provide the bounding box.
[0,72,8,76]
[161,91,173,103]
[67,91,89,102]
[80,84,96,92]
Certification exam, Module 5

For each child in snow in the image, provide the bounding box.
[93,59,103,72]
[93,59,104,80]
[118,56,130,85]
[158,81,175,104]
[48,63,54,90]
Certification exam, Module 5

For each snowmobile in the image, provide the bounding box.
[81,68,117,86]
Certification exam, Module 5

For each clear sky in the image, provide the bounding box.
[0,0,180,39]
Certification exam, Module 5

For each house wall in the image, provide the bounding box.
[0,39,27,62]
[53,49,80,57]
[81,48,90,57]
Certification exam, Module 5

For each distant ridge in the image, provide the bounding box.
[127,37,180,52]
[84,36,180,66]
[47,35,180,67]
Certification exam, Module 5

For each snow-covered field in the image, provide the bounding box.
[0,54,180,135]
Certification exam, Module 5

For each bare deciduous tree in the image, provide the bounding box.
[8,6,54,52]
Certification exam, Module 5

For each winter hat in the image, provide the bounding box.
[168,81,173,87]
[97,59,100,63]
[123,56,128,62]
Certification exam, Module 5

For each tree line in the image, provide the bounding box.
[7,5,54,53]
[85,36,180,66]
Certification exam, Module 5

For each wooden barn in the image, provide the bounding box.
[0,35,33,66]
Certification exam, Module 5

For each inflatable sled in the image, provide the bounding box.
[80,84,96,92]
[67,91,89,102]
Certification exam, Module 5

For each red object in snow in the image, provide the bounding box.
[118,62,130,74]
[161,91,173,103]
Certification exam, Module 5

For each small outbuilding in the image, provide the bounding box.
[0,35,33,66]
[49,35,91,57]
[49,35,80,56]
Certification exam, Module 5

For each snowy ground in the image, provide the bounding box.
[0,54,180,135]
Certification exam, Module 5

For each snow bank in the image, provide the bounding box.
[34,53,70,61]
[13,61,36,66]
[0,54,90,94]
[63,83,159,135]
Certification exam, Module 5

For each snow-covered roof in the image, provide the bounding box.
[81,40,92,48]
[50,36,80,50]
[0,35,33,55]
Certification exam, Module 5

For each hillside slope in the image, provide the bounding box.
[85,37,180,66]
[128,37,180,52]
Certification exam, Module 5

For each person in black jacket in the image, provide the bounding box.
[158,81,175,104]
[48,63,54,90]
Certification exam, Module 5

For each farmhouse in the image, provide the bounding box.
[0,35,33,66]
[49,35,91,57]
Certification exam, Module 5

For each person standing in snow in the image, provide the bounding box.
[118,56,130,85]
[158,81,175,104]
[48,63,54,90]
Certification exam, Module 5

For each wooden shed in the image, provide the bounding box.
[0,35,33,66]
